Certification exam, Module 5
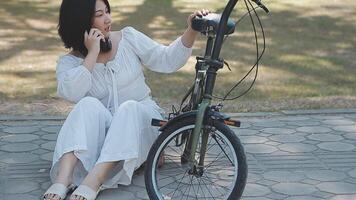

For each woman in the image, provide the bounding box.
[43,0,208,199]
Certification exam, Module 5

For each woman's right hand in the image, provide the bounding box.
[84,28,105,55]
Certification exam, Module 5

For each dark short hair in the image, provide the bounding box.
[58,0,111,56]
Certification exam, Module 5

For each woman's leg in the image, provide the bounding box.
[70,161,119,200]
[45,97,112,200]
[44,152,78,199]
[56,152,78,186]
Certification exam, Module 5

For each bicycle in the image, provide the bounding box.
[145,0,269,199]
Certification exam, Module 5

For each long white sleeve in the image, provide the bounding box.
[124,26,192,73]
[56,55,92,102]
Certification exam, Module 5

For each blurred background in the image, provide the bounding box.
[0,0,355,115]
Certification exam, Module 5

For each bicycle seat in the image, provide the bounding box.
[191,13,235,35]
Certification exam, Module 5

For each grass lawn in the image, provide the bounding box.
[0,0,355,115]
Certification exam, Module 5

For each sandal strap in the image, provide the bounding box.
[43,183,70,199]
[71,185,99,200]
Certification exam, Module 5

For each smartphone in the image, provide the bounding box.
[100,37,112,52]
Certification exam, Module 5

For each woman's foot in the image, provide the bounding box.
[70,184,99,200]
[43,182,74,200]
[44,152,78,200]
[70,161,119,200]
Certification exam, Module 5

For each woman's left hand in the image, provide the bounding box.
[187,9,210,32]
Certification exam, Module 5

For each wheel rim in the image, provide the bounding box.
[151,124,239,200]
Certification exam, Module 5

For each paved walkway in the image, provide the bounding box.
[1,109,356,200]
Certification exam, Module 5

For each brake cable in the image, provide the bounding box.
[212,0,267,101]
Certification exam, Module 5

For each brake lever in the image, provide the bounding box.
[251,0,270,13]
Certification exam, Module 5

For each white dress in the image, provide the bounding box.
[50,26,192,188]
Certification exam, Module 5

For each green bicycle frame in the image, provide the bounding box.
[187,0,239,167]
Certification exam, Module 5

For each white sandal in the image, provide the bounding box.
[43,183,76,200]
[71,185,99,200]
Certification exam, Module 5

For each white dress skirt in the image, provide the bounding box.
[50,26,192,188]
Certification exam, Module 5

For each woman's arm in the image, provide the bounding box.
[181,9,210,48]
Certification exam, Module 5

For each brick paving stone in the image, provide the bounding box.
[242,197,272,200]
[239,136,268,144]
[311,115,344,120]
[31,148,50,155]
[261,128,296,134]
[330,195,356,200]
[243,183,271,197]
[333,125,356,132]
[303,140,321,145]
[41,126,62,133]
[2,126,39,134]
[98,189,136,200]
[269,135,305,143]
[254,121,286,128]
[0,152,39,164]
[287,121,321,126]
[278,143,317,153]
[272,183,317,195]
[41,152,53,162]
[307,134,343,142]
[2,121,39,126]
[258,133,272,137]
[301,179,321,185]
[234,129,259,136]
[239,122,251,128]
[296,126,332,133]
[33,131,52,136]
[305,170,347,181]
[317,182,356,194]
[317,142,355,151]
[349,169,356,178]
[247,173,263,182]
[2,194,39,200]
[263,171,305,182]
[278,116,311,121]
[0,180,39,194]
[135,189,149,199]
[322,119,355,126]
[285,196,324,200]
[256,179,278,186]
[266,193,287,200]
[264,141,281,146]
[41,134,58,141]
[0,143,39,152]
[41,141,56,151]
[344,133,356,140]
[1,134,39,142]
[39,121,64,126]
[311,191,335,199]
[244,144,278,154]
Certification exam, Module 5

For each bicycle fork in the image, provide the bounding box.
[185,98,211,176]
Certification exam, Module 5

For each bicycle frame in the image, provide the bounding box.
[187,0,240,169]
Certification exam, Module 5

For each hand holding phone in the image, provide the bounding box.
[84,28,111,55]
[100,37,112,52]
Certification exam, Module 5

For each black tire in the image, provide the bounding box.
[145,116,247,200]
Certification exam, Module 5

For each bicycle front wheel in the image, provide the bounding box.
[145,117,247,200]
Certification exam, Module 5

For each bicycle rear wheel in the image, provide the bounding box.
[145,117,247,200]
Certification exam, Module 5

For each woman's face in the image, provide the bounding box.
[92,0,112,38]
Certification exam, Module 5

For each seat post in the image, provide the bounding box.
[204,36,214,58]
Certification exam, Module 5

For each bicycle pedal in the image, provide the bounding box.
[224,119,241,127]
[151,119,167,127]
